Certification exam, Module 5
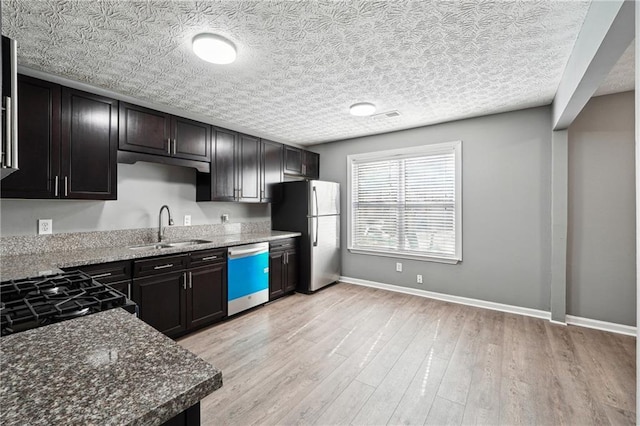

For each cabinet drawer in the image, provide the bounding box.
[190,248,226,267]
[66,260,132,284]
[269,238,297,251]
[134,254,188,278]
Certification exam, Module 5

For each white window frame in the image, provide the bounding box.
[347,140,462,264]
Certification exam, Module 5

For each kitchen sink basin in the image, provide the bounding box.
[128,243,166,251]
[128,239,211,251]
[162,239,211,248]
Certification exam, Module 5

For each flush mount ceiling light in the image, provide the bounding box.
[192,33,237,64]
[349,102,376,117]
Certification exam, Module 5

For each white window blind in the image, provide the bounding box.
[348,141,461,263]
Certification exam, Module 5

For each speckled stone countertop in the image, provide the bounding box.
[0,308,222,425]
[0,230,301,281]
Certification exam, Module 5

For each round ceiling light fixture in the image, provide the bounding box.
[192,33,237,64]
[349,102,376,117]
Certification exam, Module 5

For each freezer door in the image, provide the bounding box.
[309,180,340,216]
[309,214,341,291]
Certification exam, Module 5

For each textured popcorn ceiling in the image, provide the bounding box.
[3,0,592,145]
[594,40,635,97]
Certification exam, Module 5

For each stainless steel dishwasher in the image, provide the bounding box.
[227,242,269,316]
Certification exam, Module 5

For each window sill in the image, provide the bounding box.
[347,248,461,264]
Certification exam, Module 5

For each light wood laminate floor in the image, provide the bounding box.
[178,283,636,425]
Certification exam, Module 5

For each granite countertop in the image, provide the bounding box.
[0,230,301,281]
[0,308,222,425]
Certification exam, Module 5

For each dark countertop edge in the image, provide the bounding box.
[1,231,301,281]
[133,372,223,426]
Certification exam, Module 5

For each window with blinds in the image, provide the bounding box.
[347,141,461,263]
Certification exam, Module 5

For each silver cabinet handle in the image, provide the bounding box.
[3,96,11,168]
[64,176,69,197]
[167,138,171,154]
[91,272,112,279]
[54,175,59,197]
[172,139,177,155]
[202,256,218,261]
[188,271,192,289]
[183,272,187,290]
[153,263,174,270]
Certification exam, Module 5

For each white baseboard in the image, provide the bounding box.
[340,276,551,320]
[340,276,637,337]
[566,315,637,337]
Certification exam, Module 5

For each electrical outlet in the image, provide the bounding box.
[184,215,191,226]
[417,274,423,284]
[38,219,53,235]
[396,262,402,272]
[221,214,229,223]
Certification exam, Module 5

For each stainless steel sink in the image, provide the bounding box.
[128,243,167,251]
[128,239,211,250]
[162,239,211,248]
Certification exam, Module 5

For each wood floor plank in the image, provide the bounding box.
[436,307,482,405]
[351,309,447,425]
[387,351,449,425]
[175,283,636,426]
[424,396,465,426]
[313,380,375,426]
[545,322,612,426]
[276,330,387,425]
[461,342,502,425]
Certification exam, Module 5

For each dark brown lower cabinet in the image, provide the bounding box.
[132,249,227,338]
[269,238,299,301]
[187,262,227,329]
[133,271,188,338]
[161,402,201,426]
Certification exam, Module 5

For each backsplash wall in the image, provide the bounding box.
[0,162,270,237]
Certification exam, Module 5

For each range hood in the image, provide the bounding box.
[1,36,18,180]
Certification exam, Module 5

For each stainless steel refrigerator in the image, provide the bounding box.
[271,180,340,293]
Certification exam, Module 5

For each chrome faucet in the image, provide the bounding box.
[158,205,174,242]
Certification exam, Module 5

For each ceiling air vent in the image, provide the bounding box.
[371,110,401,120]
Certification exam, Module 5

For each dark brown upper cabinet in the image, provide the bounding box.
[196,129,262,203]
[283,145,319,180]
[237,133,261,202]
[119,102,210,163]
[1,75,117,200]
[260,139,283,202]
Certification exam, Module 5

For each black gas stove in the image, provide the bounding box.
[0,270,137,336]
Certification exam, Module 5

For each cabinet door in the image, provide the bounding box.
[283,145,303,175]
[237,133,261,202]
[211,128,237,201]
[119,102,171,156]
[1,75,60,199]
[269,250,285,301]
[284,249,299,293]
[303,151,320,179]
[172,116,210,162]
[60,88,117,200]
[132,271,187,338]
[187,263,227,329]
[261,139,283,202]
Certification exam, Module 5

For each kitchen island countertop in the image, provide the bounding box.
[0,230,301,281]
[0,308,222,425]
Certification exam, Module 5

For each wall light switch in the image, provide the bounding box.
[184,215,191,226]
[221,214,229,223]
[396,262,402,272]
[38,219,53,235]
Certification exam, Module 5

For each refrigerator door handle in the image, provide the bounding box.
[313,186,319,218]
[313,217,318,247]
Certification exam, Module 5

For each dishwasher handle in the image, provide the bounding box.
[228,242,269,259]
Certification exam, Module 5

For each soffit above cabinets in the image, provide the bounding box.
[3,0,592,145]
[594,40,635,98]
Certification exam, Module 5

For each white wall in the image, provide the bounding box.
[0,162,270,236]
[567,91,636,326]
[314,106,553,311]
